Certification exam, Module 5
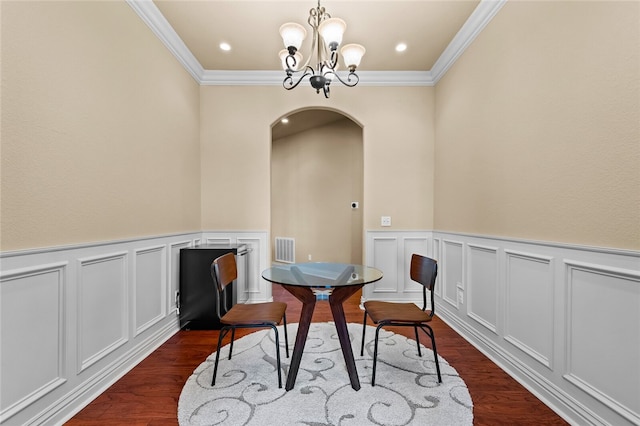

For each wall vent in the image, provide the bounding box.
[275,237,295,263]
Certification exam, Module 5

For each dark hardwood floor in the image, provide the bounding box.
[67,285,568,425]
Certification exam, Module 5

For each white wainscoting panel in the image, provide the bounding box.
[362,231,410,302]
[365,230,640,426]
[0,232,200,425]
[2,230,636,425]
[169,240,192,314]
[201,231,270,303]
[504,250,554,369]
[204,237,233,245]
[365,232,433,304]
[403,237,429,295]
[237,236,265,302]
[442,239,464,309]
[369,235,399,294]
[564,260,640,425]
[77,252,128,373]
[467,244,499,334]
[433,237,442,297]
[0,263,67,422]
[431,231,640,426]
[134,246,166,336]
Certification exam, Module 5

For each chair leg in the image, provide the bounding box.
[212,327,228,386]
[420,325,442,383]
[427,326,442,383]
[360,310,368,356]
[227,328,237,360]
[371,324,383,386]
[414,326,422,357]
[270,325,282,388]
[283,313,290,358]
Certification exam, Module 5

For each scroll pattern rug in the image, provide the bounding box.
[178,322,473,425]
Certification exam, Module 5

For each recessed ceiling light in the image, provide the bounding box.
[395,43,407,53]
[219,42,231,51]
[281,118,289,124]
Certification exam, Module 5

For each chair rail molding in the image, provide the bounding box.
[365,229,640,426]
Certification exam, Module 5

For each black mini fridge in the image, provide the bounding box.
[178,243,248,330]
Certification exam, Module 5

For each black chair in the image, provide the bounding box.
[210,253,289,388]
[360,253,442,386]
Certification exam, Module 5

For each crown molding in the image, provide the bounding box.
[200,70,282,86]
[127,0,507,87]
[200,70,435,86]
[347,71,435,86]
[430,0,507,84]
[126,0,204,82]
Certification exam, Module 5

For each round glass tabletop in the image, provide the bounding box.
[262,262,383,288]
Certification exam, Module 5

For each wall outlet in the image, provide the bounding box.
[308,254,312,261]
[457,288,464,305]
[381,216,391,227]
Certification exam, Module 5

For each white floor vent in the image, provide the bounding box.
[275,237,295,263]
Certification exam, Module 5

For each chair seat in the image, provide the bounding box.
[363,300,432,324]
[221,301,287,326]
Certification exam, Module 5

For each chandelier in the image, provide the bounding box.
[278,1,366,98]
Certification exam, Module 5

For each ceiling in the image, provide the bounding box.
[152,0,481,72]
[144,1,497,138]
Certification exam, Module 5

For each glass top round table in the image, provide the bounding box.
[262,262,383,391]
[262,262,383,288]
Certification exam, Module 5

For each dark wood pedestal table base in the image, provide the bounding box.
[262,262,383,391]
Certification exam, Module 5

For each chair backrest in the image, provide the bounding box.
[211,252,237,294]
[410,254,438,314]
[210,253,237,320]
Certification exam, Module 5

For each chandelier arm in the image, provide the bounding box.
[285,51,313,75]
[283,66,315,90]
[325,49,339,70]
[297,10,320,72]
[309,2,329,27]
[330,71,360,88]
[309,7,318,27]
[295,53,314,72]
[322,83,330,98]
[285,54,297,71]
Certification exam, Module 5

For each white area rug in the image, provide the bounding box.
[178,322,473,426]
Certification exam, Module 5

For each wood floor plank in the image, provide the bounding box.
[66,285,568,425]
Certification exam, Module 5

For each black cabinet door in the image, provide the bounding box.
[179,246,238,330]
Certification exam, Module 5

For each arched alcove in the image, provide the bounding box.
[271,108,363,264]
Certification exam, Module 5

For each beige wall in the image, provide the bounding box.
[434,1,640,250]
[200,86,435,233]
[5,1,635,254]
[1,1,201,251]
[272,118,363,264]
